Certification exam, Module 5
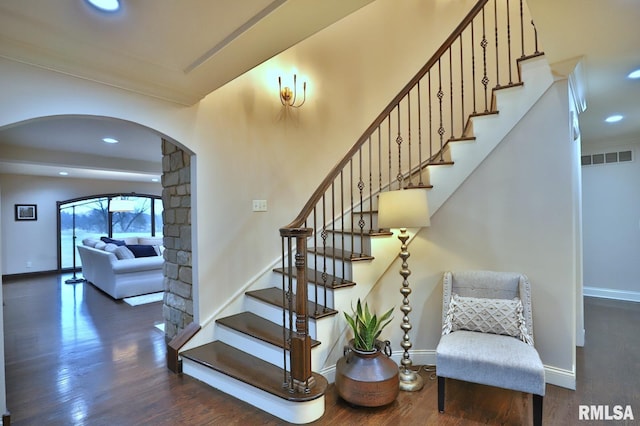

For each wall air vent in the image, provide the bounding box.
[581,150,633,167]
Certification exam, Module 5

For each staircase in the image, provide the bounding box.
[179,0,554,423]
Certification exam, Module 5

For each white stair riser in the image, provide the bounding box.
[216,323,328,371]
[278,276,338,308]
[319,232,372,254]
[182,360,325,424]
[244,296,319,338]
[216,325,288,369]
[306,255,353,279]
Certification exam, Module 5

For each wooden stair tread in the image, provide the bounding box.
[448,136,476,142]
[469,110,499,118]
[494,81,524,91]
[246,287,338,319]
[273,267,355,289]
[217,312,320,349]
[181,341,327,402]
[309,247,374,261]
[324,229,393,237]
[425,160,454,167]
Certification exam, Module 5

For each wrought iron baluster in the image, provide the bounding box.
[396,106,403,188]
[506,0,513,84]
[377,126,383,205]
[287,236,295,391]
[449,47,454,139]
[428,71,433,160]
[312,205,318,314]
[532,20,539,54]
[437,59,446,161]
[331,181,337,291]
[340,170,346,284]
[519,0,525,58]
[417,82,424,186]
[481,7,489,112]
[407,92,413,187]
[349,159,355,257]
[368,136,373,232]
[459,34,465,135]
[387,118,392,194]
[471,20,477,114]
[357,148,365,256]
[320,195,327,316]
[494,0,501,88]
[281,237,289,389]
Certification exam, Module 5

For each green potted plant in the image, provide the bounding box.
[335,298,400,407]
[344,298,394,352]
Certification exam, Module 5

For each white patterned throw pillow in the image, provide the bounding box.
[442,293,533,345]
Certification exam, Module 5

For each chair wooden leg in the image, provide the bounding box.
[438,376,445,413]
[533,394,543,426]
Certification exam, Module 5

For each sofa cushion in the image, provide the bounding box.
[126,244,158,258]
[101,236,126,246]
[443,294,529,343]
[93,241,107,250]
[138,237,163,246]
[114,245,135,260]
[82,238,100,248]
[103,243,120,254]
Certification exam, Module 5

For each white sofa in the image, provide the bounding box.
[77,236,164,299]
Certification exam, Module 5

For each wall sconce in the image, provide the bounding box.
[278,74,306,108]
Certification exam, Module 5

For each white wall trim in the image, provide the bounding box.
[320,349,437,384]
[320,350,575,391]
[544,365,576,390]
[583,286,640,303]
[576,328,585,347]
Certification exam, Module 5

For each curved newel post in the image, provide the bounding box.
[280,227,315,393]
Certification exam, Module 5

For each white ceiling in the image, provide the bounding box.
[528,0,640,146]
[0,0,638,182]
[0,0,374,182]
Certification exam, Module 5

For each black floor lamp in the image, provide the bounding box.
[65,205,86,284]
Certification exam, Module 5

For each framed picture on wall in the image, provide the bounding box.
[15,204,37,221]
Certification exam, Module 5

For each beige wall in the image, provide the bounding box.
[581,138,640,300]
[0,0,577,381]
[371,80,579,381]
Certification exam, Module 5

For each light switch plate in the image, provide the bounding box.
[252,199,267,212]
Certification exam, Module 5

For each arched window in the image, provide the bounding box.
[57,193,162,271]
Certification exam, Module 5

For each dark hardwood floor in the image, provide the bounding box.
[3,274,639,425]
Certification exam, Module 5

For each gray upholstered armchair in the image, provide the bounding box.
[436,270,545,426]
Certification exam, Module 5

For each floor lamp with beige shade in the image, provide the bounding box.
[377,188,430,392]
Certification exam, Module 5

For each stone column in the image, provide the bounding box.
[161,139,193,340]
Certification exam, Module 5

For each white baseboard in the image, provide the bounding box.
[544,365,576,390]
[319,349,437,384]
[583,286,640,303]
[320,350,576,391]
[576,328,585,347]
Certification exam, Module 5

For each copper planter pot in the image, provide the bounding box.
[335,340,399,407]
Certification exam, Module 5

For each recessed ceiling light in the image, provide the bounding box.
[102,137,119,144]
[86,0,120,12]
[605,115,623,123]
[151,178,159,182]
[628,69,640,79]
[59,171,69,176]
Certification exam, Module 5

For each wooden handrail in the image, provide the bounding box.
[279,0,541,396]
[281,0,489,231]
